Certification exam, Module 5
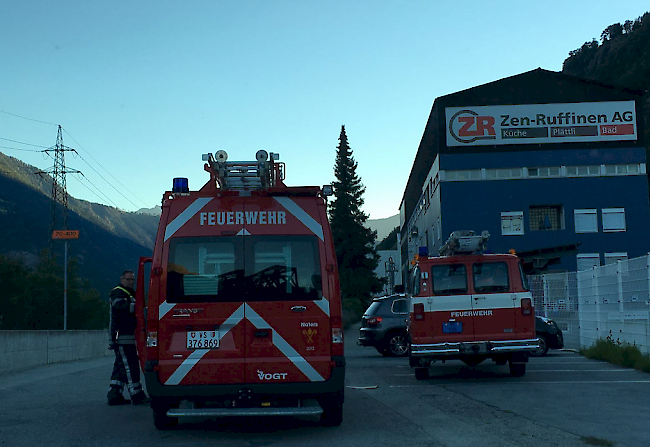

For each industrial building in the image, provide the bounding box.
[399,68,649,280]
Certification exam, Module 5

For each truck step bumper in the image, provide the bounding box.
[167,399,323,418]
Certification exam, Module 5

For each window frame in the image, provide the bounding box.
[602,208,626,232]
[574,209,598,233]
[577,253,600,271]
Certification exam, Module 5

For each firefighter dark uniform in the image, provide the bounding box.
[107,275,150,406]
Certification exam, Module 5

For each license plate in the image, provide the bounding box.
[443,321,463,333]
[187,331,220,349]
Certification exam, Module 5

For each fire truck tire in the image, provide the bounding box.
[151,398,179,430]
[529,336,549,357]
[319,392,344,427]
[414,367,429,381]
[509,362,526,377]
[383,332,409,357]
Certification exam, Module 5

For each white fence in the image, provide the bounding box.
[529,254,650,355]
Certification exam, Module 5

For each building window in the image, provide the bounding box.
[577,254,600,271]
[528,167,561,178]
[566,165,600,176]
[529,205,563,231]
[501,211,524,236]
[605,252,628,273]
[604,252,628,264]
[485,168,523,179]
[602,208,626,232]
[445,170,481,181]
[574,209,597,233]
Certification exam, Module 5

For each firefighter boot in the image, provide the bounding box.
[107,386,131,406]
[131,391,151,405]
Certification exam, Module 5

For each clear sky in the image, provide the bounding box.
[1,1,648,219]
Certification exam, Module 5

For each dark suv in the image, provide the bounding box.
[358,294,410,356]
[530,315,565,356]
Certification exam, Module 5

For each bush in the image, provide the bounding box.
[581,333,650,373]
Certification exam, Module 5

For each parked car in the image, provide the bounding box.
[358,294,410,356]
[530,315,565,356]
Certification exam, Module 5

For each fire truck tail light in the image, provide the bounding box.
[521,298,532,316]
[147,331,158,347]
[332,328,343,344]
[414,303,425,321]
[331,315,343,344]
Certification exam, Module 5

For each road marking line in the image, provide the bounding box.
[388,380,650,386]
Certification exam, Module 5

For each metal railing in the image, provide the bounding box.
[529,255,650,355]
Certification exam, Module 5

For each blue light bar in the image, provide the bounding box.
[172,178,189,193]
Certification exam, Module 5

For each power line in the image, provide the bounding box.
[62,128,148,208]
[0,145,45,152]
[0,136,49,148]
[0,107,149,210]
[68,173,120,209]
[0,109,58,126]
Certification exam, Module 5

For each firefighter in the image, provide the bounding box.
[107,270,150,406]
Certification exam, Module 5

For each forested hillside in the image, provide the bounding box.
[0,152,158,248]
[0,153,156,301]
[562,11,650,145]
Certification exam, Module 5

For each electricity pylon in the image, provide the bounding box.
[36,125,81,254]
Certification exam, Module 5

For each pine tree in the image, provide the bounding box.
[329,125,384,320]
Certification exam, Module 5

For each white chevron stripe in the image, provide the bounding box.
[164,197,213,241]
[245,304,324,382]
[273,196,324,240]
[164,304,245,385]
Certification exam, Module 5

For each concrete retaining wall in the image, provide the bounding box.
[0,330,112,374]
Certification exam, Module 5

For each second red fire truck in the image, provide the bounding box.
[408,231,540,380]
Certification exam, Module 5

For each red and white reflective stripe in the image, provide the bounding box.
[164,198,213,241]
[273,197,323,241]
[164,305,245,385]
[244,304,324,382]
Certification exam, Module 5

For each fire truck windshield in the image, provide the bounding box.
[431,264,468,295]
[166,235,322,303]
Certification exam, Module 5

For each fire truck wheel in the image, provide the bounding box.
[151,398,179,430]
[529,336,549,357]
[383,332,409,357]
[319,392,344,427]
[414,367,429,381]
[509,362,526,377]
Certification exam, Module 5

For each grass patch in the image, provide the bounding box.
[581,333,650,373]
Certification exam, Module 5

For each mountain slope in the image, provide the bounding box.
[0,152,158,248]
[0,153,155,295]
[366,214,399,244]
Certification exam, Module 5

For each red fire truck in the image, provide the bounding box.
[408,231,539,381]
[134,150,344,429]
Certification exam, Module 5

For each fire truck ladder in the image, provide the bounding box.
[203,150,284,191]
[439,230,490,256]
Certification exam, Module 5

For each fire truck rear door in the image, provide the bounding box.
[428,262,475,343]
[157,196,248,386]
[471,261,518,341]
[242,196,331,384]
